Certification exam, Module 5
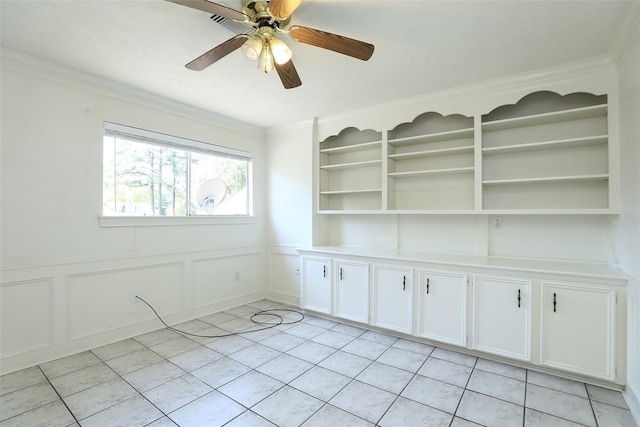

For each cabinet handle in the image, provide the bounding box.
[553,293,557,312]
[340,267,343,281]
[323,265,327,278]
[517,289,521,308]
[403,275,406,291]
[426,278,430,294]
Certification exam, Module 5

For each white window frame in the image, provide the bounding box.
[99,122,254,227]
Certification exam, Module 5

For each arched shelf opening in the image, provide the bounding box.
[480,90,609,211]
[482,91,607,123]
[318,127,384,211]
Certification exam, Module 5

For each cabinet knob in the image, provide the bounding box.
[403,275,406,291]
[517,289,521,308]
[340,267,343,281]
[323,265,327,278]
[426,278,430,294]
[553,292,557,313]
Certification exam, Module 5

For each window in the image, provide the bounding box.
[103,123,251,217]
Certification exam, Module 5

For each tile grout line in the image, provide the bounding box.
[281,326,371,426]
[37,365,81,426]
[522,368,528,427]
[586,384,600,427]
[450,353,480,426]
[238,322,362,425]
[90,348,172,426]
[373,344,434,425]
[163,311,354,425]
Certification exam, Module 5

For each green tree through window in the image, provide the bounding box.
[103,124,250,216]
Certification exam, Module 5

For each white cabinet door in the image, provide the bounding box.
[372,264,413,334]
[472,275,531,361]
[540,281,615,380]
[301,257,332,314]
[418,269,467,347]
[334,260,369,323]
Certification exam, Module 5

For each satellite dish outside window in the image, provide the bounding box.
[196,178,227,214]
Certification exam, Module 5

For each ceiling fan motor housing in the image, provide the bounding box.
[242,0,290,29]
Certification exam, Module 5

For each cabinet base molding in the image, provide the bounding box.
[301,307,625,391]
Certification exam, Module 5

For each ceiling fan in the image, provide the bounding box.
[166,0,375,89]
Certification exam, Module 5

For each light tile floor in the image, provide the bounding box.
[0,299,637,427]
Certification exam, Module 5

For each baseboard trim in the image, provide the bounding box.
[267,292,300,307]
[624,383,640,426]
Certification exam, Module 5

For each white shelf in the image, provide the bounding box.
[318,209,387,214]
[388,128,474,146]
[318,208,616,215]
[389,145,474,160]
[320,160,382,171]
[482,135,607,155]
[320,189,383,195]
[481,209,616,215]
[482,104,607,131]
[482,174,609,186]
[389,167,475,178]
[320,140,382,154]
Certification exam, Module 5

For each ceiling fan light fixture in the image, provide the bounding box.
[241,35,263,61]
[270,36,292,65]
[258,43,274,73]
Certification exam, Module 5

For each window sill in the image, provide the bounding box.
[99,215,256,228]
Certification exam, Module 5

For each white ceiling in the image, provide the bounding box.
[0,0,632,128]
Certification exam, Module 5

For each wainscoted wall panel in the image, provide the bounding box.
[67,263,184,340]
[0,247,266,374]
[192,252,262,309]
[268,246,301,305]
[0,278,53,357]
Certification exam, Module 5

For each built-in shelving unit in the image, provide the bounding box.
[387,113,475,211]
[317,91,613,214]
[481,92,609,211]
[319,127,383,211]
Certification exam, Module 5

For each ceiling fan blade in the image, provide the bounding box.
[275,59,302,89]
[289,25,374,61]
[165,0,248,22]
[268,0,303,19]
[186,35,247,71]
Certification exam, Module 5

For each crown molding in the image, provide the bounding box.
[0,48,264,137]
[265,118,315,135]
[610,1,640,67]
[314,55,616,137]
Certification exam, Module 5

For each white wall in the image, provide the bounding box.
[614,10,640,418]
[0,52,267,374]
[264,122,314,304]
